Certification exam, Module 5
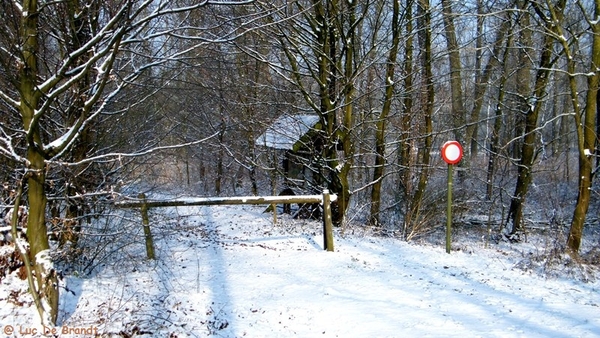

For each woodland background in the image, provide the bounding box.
[0,0,599,324]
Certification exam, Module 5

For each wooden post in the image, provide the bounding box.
[441,141,462,254]
[138,193,156,260]
[322,189,334,252]
[446,165,453,254]
[114,193,339,253]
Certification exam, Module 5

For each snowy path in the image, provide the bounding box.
[9,205,599,337]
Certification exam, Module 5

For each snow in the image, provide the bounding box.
[1,205,599,337]
[44,128,75,154]
[255,114,319,150]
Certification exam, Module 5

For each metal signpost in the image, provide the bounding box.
[441,141,463,254]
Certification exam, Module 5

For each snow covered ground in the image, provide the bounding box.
[1,204,599,337]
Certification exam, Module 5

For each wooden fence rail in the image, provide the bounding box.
[115,190,337,259]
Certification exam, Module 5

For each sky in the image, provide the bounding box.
[1,203,599,337]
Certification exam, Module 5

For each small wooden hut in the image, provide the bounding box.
[256,114,322,217]
[256,114,321,189]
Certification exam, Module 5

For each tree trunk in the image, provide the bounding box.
[26,150,59,325]
[370,0,400,226]
[486,62,508,200]
[311,0,358,225]
[467,0,485,157]
[20,0,59,325]
[561,0,600,254]
[506,0,563,238]
[466,17,510,161]
[314,0,340,222]
[216,119,225,196]
[403,0,433,239]
[486,13,512,200]
[410,0,435,232]
[337,0,358,229]
[511,2,532,160]
[440,0,467,148]
[398,0,415,225]
[568,147,594,253]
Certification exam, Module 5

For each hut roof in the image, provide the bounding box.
[256,114,320,151]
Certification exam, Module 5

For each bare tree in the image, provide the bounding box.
[0,0,255,325]
[400,0,434,239]
[486,13,513,201]
[536,0,600,254]
[261,0,365,224]
[440,0,467,148]
[369,0,401,226]
[505,0,559,239]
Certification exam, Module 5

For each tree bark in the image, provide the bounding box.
[440,0,467,147]
[336,0,358,229]
[411,0,433,234]
[466,16,510,161]
[20,0,59,324]
[486,30,511,200]
[561,0,600,254]
[505,2,556,238]
[370,0,400,226]
[467,0,485,157]
[398,0,415,226]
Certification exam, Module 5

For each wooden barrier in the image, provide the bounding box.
[115,190,337,258]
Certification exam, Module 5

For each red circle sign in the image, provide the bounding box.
[441,141,463,165]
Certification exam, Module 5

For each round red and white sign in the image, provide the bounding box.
[441,141,463,165]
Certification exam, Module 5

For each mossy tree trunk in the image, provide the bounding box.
[539,0,600,254]
[20,0,59,324]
